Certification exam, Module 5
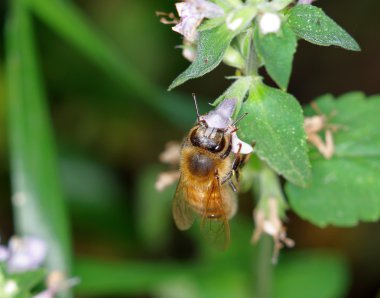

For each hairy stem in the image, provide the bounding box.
[245,29,259,75]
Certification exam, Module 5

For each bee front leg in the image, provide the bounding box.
[221,143,242,189]
[221,171,232,184]
[228,180,237,192]
[220,171,237,193]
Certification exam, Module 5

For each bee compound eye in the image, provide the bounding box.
[210,134,226,153]
[190,127,201,147]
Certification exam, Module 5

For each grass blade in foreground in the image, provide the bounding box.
[5,1,72,296]
[29,0,196,128]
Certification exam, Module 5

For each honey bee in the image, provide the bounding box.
[173,94,253,249]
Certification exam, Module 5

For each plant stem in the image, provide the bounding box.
[253,235,273,298]
[245,28,259,76]
[251,165,287,297]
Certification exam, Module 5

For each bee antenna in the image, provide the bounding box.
[231,112,248,127]
[192,93,201,121]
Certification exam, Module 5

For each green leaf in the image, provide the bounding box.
[11,269,46,292]
[169,24,236,90]
[5,0,72,290]
[286,93,380,227]
[225,6,257,33]
[287,4,360,51]
[287,158,380,227]
[239,82,311,187]
[274,251,349,298]
[254,23,297,90]
[198,17,225,32]
[212,76,253,117]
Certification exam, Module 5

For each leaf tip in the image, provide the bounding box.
[168,78,181,91]
[349,41,361,52]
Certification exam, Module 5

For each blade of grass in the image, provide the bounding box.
[28,0,199,128]
[5,1,72,296]
[74,257,248,296]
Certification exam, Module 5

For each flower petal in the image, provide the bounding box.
[202,98,236,129]
[232,133,253,154]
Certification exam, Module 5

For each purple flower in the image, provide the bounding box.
[172,0,224,42]
[0,236,47,273]
[201,98,253,154]
[298,0,316,4]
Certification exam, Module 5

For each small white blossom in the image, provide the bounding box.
[231,133,253,154]
[172,0,224,42]
[4,280,18,296]
[178,40,198,62]
[182,45,197,62]
[226,14,243,31]
[259,12,282,34]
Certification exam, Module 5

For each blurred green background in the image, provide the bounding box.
[0,0,379,297]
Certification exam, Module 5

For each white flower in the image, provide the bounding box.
[231,133,253,154]
[4,280,19,296]
[259,12,282,34]
[172,0,224,42]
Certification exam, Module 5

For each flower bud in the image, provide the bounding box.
[223,46,245,69]
[182,43,197,62]
[226,6,258,32]
[259,12,282,34]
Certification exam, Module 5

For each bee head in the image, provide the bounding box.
[190,125,226,153]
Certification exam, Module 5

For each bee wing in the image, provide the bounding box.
[200,175,231,250]
[172,176,195,230]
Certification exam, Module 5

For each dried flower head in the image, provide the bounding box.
[159,141,181,165]
[252,197,294,263]
[172,0,224,42]
[155,170,181,192]
[304,102,343,159]
[33,271,80,298]
[155,142,181,192]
